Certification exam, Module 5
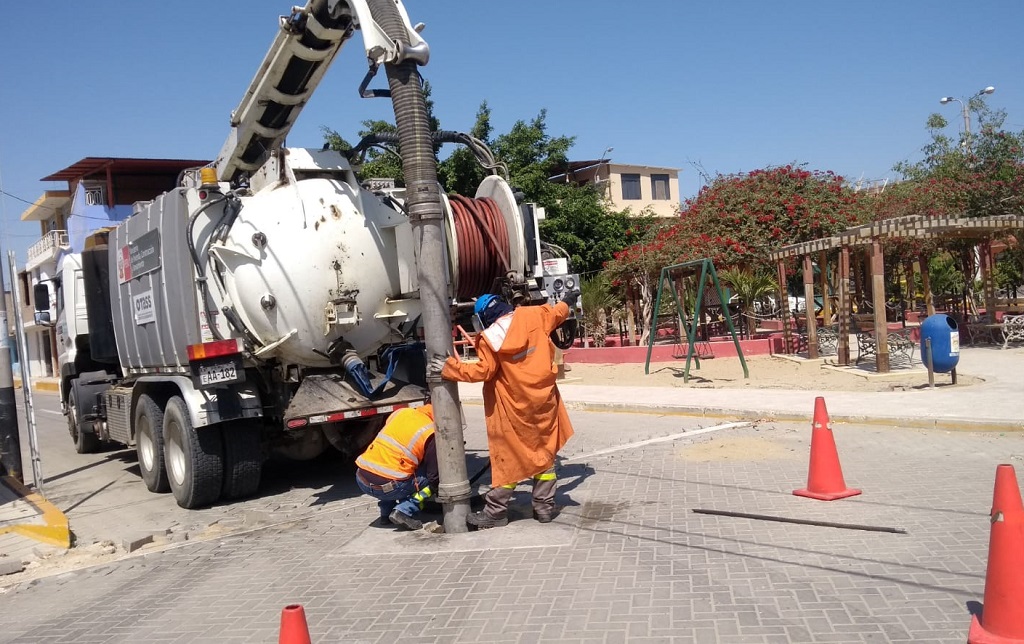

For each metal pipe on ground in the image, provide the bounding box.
[692,509,907,534]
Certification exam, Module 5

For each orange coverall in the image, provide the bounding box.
[441,301,575,488]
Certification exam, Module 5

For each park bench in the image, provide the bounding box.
[1002,314,1024,349]
[856,327,915,366]
[814,325,839,355]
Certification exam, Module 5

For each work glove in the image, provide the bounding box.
[427,354,448,378]
[562,289,581,309]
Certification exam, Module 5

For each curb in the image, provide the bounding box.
[459,397,1023,432]
[0,476,71,549]
[11,380,59,393]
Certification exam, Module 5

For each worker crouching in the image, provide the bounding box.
[355,404,438,530]
[431,291,578,529]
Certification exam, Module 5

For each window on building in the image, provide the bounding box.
[651,174,671,200]
[18,271,30,303]
[621,174,641,200]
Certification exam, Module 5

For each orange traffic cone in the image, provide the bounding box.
[793,397,861,501]
[279,604,312,644]
[968,464,1024,643]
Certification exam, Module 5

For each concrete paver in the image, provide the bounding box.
[0,345,1020,641]
[0,417,1020,643]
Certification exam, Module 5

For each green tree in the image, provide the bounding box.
[324,103,641,281]
[437,102,492,196]
[579,275,616,346]
[322,81,442,185]
[892,96,1024,312]
[718,268,777,337]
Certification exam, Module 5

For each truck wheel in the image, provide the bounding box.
[135,394,169,493]
[163,396,224,509]
[222,423,262,500]
[68,390,100,454]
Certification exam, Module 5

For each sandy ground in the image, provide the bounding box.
[561,354,982,392]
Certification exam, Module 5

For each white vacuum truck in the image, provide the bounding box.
[46,0,581,508]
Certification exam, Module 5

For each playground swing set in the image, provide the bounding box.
[643,259,749,383]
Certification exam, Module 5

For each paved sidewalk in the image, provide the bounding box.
[459,346,1024,430]
[1,416,1019,642]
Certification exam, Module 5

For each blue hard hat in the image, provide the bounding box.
[473,294,498,316]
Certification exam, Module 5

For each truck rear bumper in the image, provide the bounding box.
[284,373,428,429]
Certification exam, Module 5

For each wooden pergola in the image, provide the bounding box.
[769,214,1024,372]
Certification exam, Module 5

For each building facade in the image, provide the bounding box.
[18,157,208,380]
[551,159,681,218]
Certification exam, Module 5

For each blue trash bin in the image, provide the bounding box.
[920,314,960,373]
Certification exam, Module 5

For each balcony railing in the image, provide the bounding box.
[26,230,69,265]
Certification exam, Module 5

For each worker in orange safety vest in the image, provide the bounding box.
[429,291,578,529]
[355,404,438,531]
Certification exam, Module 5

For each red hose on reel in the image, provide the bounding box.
[449,195,511,300]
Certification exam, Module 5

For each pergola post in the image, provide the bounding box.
[905,261,916,312]
[981,241,996,322]
[803,255,819,358]
[871,239,890,373]
[819,250,831,324]
[853,249,864,311]
[920,254,934,316]
[837,246,851,365]
[626,282,637,346]
[777,260,793,354]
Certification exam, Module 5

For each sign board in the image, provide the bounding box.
[132,289,156,325]
[118,229,161,283]
[950,331,960,354]
[542,257,568,276]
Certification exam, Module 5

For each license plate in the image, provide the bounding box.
[192,356,244,388]
[199,363,235,386]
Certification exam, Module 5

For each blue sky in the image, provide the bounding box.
[2,0,1022,280]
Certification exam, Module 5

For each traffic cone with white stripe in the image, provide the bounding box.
[793,397,861,501]
[968,464,1024,643]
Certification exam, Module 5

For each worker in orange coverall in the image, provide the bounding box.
[429,291,579,529]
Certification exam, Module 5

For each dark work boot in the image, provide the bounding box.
[467,511,508,529]
[389,509,423,531]
[533,510,556,524]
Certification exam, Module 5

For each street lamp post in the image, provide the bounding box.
[594,146,613,195]
[938,86,995,313]
[939,86,995,153]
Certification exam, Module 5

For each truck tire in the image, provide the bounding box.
[163,396,224,509]
[68,389,100,454]
[135,394,169,493]
[222,423,262,500]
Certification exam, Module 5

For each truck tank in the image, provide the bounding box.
[107,149,421,374]
[212,150,421,367]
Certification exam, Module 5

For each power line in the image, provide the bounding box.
[0,189,57,212]
[1,188,127,221]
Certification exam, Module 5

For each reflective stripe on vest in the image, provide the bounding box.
[482,313,514,351]
[355,408,434,481]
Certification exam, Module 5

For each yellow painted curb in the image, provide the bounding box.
[11,380,59,392]
[0,476,70,549]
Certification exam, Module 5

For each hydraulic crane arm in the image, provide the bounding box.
[215,0,429,184]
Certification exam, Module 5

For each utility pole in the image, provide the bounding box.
[0,241,23,481]
[369,0,471,533]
